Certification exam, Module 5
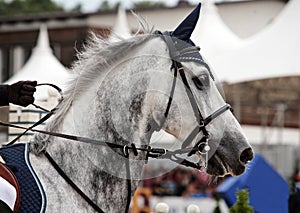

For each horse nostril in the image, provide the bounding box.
[240,148,254,164]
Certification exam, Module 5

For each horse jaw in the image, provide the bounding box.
[206,115,253,177]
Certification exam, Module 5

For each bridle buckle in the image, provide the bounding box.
[197,121,205,128]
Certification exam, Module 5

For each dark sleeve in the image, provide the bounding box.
[0,84,9,106]
[0,200,13,213]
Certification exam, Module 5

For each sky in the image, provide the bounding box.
[53,0,200,13]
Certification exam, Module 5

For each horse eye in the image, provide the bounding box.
[192,74,209,90]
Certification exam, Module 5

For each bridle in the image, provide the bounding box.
[0,34,232,213]
[155,32,232,167]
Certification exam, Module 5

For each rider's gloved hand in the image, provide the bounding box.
[8,81,37,107]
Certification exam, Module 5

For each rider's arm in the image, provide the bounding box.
[0,85,9,106]
[0,81,37,107]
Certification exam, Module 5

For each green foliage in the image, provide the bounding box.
[213,194,222,213]
[99,0,111,10]
[70,3,82,12]
[229,189,254,213]
[97,0,120,11]
[96,0,166,11]
[133,1,165,9]
[0,0,64,16]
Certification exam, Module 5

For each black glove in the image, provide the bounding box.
[8,81,37,107]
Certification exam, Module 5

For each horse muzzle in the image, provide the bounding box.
[205,132,254,177]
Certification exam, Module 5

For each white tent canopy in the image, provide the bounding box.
[193,0,300,83]
[5,25,70,100]
[192,0,243,62]
[109,5,131,42]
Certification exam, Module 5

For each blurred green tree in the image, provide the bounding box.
[229,189,254,213]
[213,194,222,213]
[0,0,64,16]
[134,1,165,8]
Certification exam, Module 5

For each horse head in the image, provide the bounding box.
[146,3,254,177]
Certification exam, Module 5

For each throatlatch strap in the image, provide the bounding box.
[153,60,179,131]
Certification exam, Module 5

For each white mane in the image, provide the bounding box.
[32,30,153,153]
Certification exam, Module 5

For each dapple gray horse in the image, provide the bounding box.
[30,4,253,212]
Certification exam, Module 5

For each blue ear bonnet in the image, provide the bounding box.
[155,30,205,64]
[154,3,214,79]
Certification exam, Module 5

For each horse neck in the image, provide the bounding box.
[39,42,168,211]
[41,79,143,212]
[46,65,140,165]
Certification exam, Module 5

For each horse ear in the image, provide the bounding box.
[171,3,201,41]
